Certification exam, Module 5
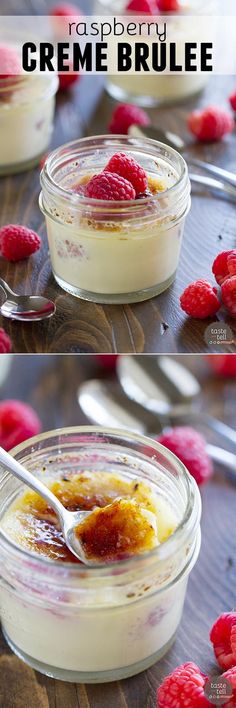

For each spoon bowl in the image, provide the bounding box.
[0,278,56,321]
[0,447,92,565]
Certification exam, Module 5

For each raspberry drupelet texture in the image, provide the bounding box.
[85,171,136,201]
[221,276,236,316]
[212,250,236,286]
[105,153,148,195]
[157,0,180,10]
[0,224,41,262]
[180,280,221,319]
[0,328,12,354]
[109,103,150,135]
[0,400,41,451]
[126,0,157,13]
[157,662,210,708]
[158,426,213,486]
[210,613,236,670]
[188,107,234,142]
[222,667,236,707]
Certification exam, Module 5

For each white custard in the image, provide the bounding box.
[0,75,58,174]
[40,141,191,304]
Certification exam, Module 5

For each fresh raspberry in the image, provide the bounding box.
[188,107,234,142]
[0,328,12,354]
[0,400,41,452]
[0,44,21,79]
[157,662,210,708]
[180,280,220,319]
[49,3,81,16]
[229,91,236,112]
[158,426,213,486]
[85,172,136,201]
[222,667,236,707]
[221,276,236,316]
[206,355,236,377]
[210,613,236,671]
[105,153,148,195]
[0,224,41,262]
[157,0,180,10]
[58,63,81,91]
[126,0,157,12]
[109,103,150,135]
[212,250,236,286]
[95,355,119,370]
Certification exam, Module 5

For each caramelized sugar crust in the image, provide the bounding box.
[76,499,157,563]
[3,472,176,564]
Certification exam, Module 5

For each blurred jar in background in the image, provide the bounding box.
[95,0,217,106]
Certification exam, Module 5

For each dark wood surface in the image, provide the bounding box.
[0,354,236,707]
[0,0,236,353]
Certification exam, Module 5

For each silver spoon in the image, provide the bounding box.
[0,446,92,564]
[0,278,56,321]
[78,379,236,479]
[128,125,236,199]
[117,356,236,448]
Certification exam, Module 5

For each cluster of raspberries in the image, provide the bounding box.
[157,612,236,707]
[85,152,148,201]
[180,250,236,319]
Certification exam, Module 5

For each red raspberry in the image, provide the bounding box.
[180,280,220,319]
[58,64,81,91]
[126,0,157,12]
[158,426,213,486]
[0,44,21,79]
[0,224,41,262]
[157,662,210,708]
[157,0,180,11]
[206,355,236,377]
[229,91,236,112]
[221,276,236,316]
[188,107,234,142]
[85,171,136,201]
[49,3,81,16]
[105,152,148,195]
[0,328,12,354]
[109,103,150,135]
[210,613,236,671]
[95,355,119,370]
[0,400,41,451]
[212,250,236,286]
[222,667,236,707]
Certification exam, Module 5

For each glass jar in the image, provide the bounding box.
[95,0,217,106]
[0,74,58,175]
[0,427,201,683]
[39,135,191,304]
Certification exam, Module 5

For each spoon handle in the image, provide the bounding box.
[0,278,16,298]
[189,158,236,188]
[189,173,236,199]
[0,447,66,522]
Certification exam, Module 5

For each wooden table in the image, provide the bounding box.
[1,0,236,353]
[0,355,236,707]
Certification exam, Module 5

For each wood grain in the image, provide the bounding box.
[0,355,236,707]
[0,0,236,353]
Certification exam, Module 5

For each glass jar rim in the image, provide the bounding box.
[0,426,201,577]
[40,134,189,211]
